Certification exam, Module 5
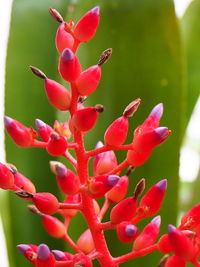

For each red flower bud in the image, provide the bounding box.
[35,119,53,142]
[72,105,104,132]
[76,65,101,96]
[94,149,118,176]
[42,215,66,238]
[11,168,36,193]
[137,179,167,218]
[77,229,95,254]
[180,203,200,231]
[168,225,195,261]
[55,163,80,195]
[36,244,56,267]
[0,162,14,190]
[106,175,129,203]
[157,234,173,254]
[4,116,37,147]
[116,222,138,243]
[46,132,68,156]
[165,255,186,267]
[126,149,152,167]
[17,244,37,264]
[104,116,128,146]
[52,250,73,261]
[56,23,74,53]
[59,48,82,82]
[74,6,100,42]
[88,174,119,199]
[59,194,80,217]
[133,216,161,250]
[31,192,59,215]
[69,253,92,267]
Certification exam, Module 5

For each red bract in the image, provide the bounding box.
[46,132,68,156]
[74,6,100,42]
[77,229,95,254]
[0,162,14,190]
[42,215,66,238]
[56,23,74,53]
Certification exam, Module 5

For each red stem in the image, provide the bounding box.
[63,233,81,253]
[59,203,82,210]
[108,159,129,174]
[63,151,77,168]
[98,198,111,222]
[31,140,47,148]
[99,221,115,231]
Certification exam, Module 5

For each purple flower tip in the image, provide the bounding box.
[91,6,100,15]
[107,175,119,187]
[168,224,176,234]
[52,250,65,261]
[151,216,161,227]
[56,164,67,177]
[156,179,167,191]
[150,103,163,120]
[4,116,13,126]
[154,127,169,140]
[95,141,104,149]
[62,48,74,62]
[16,244,31,255]
[125,225,137,237]
[35,119,46,129]
[37,244,50,260]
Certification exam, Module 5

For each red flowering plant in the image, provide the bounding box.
[1,5,200,267]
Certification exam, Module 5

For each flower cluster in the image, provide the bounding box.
[1,5,200,267]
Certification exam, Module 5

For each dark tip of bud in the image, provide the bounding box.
[49,8,63,23]
[6,163,18,174]
[17,244,31,255]
[151,215,161,227]
[29,66,47,79]
[91,6,100,15]
[98,48,112,66]
[4,116,13,127]
[55,163,67,177]
[50,132,59,140]
[37,244,50,260]
[52,250,65,261]
[154,127,170,140]
[125,225,137,237]
[107,175,119,187]
[150,103,163,120]
[168,224,176,234]
[158,255,170,267]
[62,48,74,62]
[134,178,145,199]
[95,104,104,113]
[35,119,46,130]
[78,96,87,104]
[156,179,167,192]
[125,166,136,177]
[27,205,42,216]
[123,98,141,118]
[15,191,33,199]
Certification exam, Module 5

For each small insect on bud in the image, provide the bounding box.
[54,162,80,195]
[42,215,66,238]
[17,244,37,264]
[106,175,129,203]
[4,116,37,147]
[74,6,100,42]
[59,48,82,82]
[88,174,119,199]
[157,234,173,254]
[0,162,14,190]
[46,132,68,156]
[77,229,95,254]
[36,244,56,267]
[179,203,200,231]
[137,179,167,218]
[133,216,161,250]
[71,105,104,132]
[55,22,74,53]
[168,225,195,261]
[94,150,118,176]
[116,222,138,243]
[164,255,186,267]
[70,253,93,267]
[35,119,53,142]
[110,179,145,224]
[52,250,73,261]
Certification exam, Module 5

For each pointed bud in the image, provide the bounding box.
[157,234,173,254]
[150,103,163,121]
[168,225,195,261]
[49,8,63,23]
[77,229,95,254]
[123,98,141,118]
[106,175,129,203]
[4,116,37,147]
[52,250,73,261]
[35,119,53,142]
[165,255,186,267]
[46,132,68,156]
[36,244,56,267]
[56,23,74,53]
[88,174,119,199]
[0,162,14,189]
[104,116,128,146]
[58,194,81,217]
[137,179,167,218]
[59,48,81,82]
[116,222,138,243]
[17,244,32,255]
[42,215,65,238]
[17,244,37,264]
[180,203,200,231]
[74,6,100,42]
[94,150,118,176]
[126,149,152,167]
[11,168,36,193]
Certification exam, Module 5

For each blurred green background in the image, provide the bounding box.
[0,0,200,266]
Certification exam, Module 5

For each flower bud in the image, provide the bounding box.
[104,116,128,146]
[17,244,37,264]
[116,222,138,243]
[165,255,186,267]
[157,234,173,254]
[46,132,68,156]
[76,65,101,96]
[35,119,53,142]
[36,244,56,267]
[4,116,37,147]
[56,23,74,53]
[180,203,200,231]
[42,215,66,238]
[88,174,119,199]
[94,150,118,176]
[133,216,161,250]
[126,149,152,167]
[106,175,129,203]
[77,229,95,254]
[59,194,80,217]
[0,162,14,190]
[59,48,81,82]
[137,179,167,218]
[74,6,100,42]
[52,250,73,261]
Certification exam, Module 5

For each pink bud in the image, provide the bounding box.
[35,119,53,142]
[46,132,68,156]
[106,175,129,203]
[0,162,14,190]
[56,23,74,53]
[77,229,95,253]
